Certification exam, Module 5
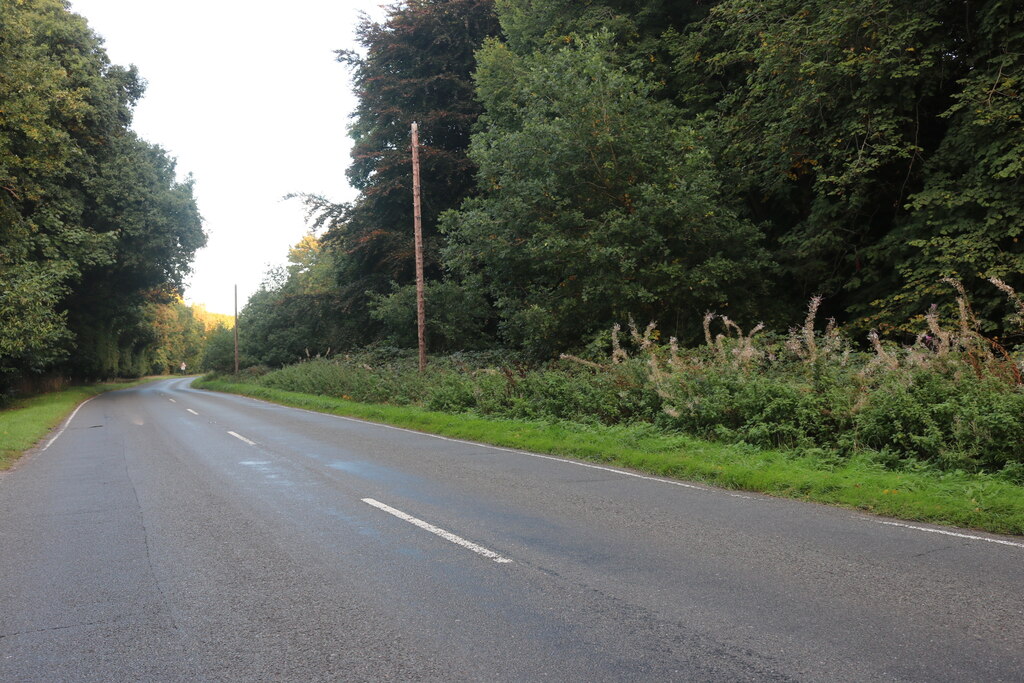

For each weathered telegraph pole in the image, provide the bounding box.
[411,122,427,372]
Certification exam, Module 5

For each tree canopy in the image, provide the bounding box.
[238,0,1024,361]
[0,0,205,393]
[442,33,769,354]
[306,0,500,347]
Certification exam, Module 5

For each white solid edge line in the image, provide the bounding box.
[873,520,1024,550]
[188,385,704,491]
[227,431,256,446]
[196,387,1024,550]
[186,408,199,415]
[295,406,709,492]
[363,498,513,564]
[40,396,96,452]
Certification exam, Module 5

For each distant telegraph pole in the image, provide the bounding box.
[411,122,427,372]
[233,284,240,375]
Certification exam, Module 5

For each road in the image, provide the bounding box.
[1,377,1022,681]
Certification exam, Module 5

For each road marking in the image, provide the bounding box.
[40,397,96,452]
[186,408,199,415]
[185,385,708,491]
[362,498,513,564]
[198,388,1024,551]
[228,431,256,446]
[295,409,709,492]
[168,398,176,403]
[873,520,1024,550]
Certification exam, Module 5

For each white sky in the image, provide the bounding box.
[69,1,389,314]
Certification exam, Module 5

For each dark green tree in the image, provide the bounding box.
[872,1,1024,335]
[201,325,236,374]
[237,235,340,367]
[671,0,1024,334]
[442,33,770,356]
[310,0,500,347]
[0,0,204,391]
[63,135,205,378]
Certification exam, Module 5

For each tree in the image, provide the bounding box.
[369,280,494,351]
[146,299,207,375]
[237,234,340,366]
[871,1,1024,335]
[495,0,707,65]
[308,0,500,347]
[62,135,205,378]
[202,325,236,374]
[671,0,1024,334]
[0,0,204,392]
[442,33,770,356]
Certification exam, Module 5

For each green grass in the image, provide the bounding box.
[0,378,157,470]
[195,377,1024,536]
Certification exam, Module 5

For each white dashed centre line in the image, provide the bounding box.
[168,398,176,403]
[186,408,199,415]
[209,391,1024,551]
[228,431,256,446]
[362,498,513,564]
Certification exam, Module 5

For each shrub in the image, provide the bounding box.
[230,279,1024,475]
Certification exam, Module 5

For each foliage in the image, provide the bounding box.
[671,0,1024,332]
[443,33,770,356]
[145,299,208,374]
[237,234,341,367]
[219,280,1024,479]
[295,0,500,348]
[493,0,705,70]
[196,375,1024,535]
[368,280,494,351]
[875,1,1024,332]
[0,262,72,378]
[0,0,205,390]
[202,325,236,374]
[237,0,1024,360]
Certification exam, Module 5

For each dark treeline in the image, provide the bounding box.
[236,0,1022,364]
[1,0,208,396]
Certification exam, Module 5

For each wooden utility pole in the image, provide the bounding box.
[233,284,240,375]
[411,122,427,372]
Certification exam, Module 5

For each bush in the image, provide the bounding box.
[229,282,1024,476]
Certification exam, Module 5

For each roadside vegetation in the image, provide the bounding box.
[197,280,1024,535]
[8,0,1023,536]
[1,1,211,400]
[196,0,1023,536]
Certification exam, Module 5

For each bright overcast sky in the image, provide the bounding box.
[68,1,388,314]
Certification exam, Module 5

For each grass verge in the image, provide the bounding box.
[0,378,157,470]
[195,376,1024,536]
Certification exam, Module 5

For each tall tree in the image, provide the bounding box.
[0,0,204,391]
[237,234,339,367]
[442,33,770,356]
[873,0,1024,334]
[671,0,1024,334]
[62,135,205,378]
[310,0,499,346]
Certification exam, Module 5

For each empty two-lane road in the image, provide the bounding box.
[2,378,1022,681]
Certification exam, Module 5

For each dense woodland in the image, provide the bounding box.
[0,0,215,397]
[239,0,1023,366]
[4,0,1023,391]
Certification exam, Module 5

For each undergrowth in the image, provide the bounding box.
[203,278,1024,485]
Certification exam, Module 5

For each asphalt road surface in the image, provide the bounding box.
[2,378,1022,681]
